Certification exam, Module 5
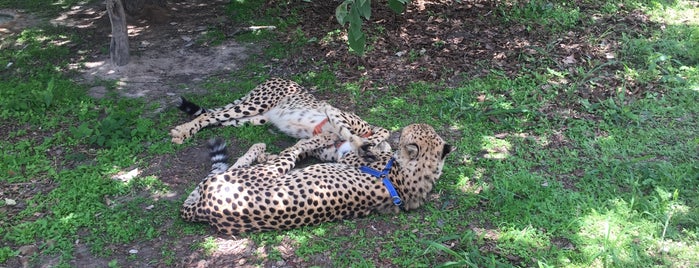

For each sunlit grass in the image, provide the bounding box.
[645,0,699,25]
[197,236,218,256]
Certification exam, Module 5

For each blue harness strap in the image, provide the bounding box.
[359,158,405,210]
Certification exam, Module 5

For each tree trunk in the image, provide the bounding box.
[106,0,129,66]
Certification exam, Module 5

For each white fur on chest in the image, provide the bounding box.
[266,106,327,139]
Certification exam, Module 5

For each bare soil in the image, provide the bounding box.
[1,0,657,267]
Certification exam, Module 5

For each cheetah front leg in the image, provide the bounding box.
[366,126,391,146]
[338,124,390,152]
[319,106,383,161]
[229,143,267,169]
[257,133,338,176]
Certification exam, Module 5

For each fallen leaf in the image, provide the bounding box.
[4,198,16,206]
[562,55,576,65]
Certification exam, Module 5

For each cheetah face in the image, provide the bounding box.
[394,124,454,178]
[394,124,454,161]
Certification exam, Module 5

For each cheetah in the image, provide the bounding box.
[170,78,390,162]
[180,124,454,235]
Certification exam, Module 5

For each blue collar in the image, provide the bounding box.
[359,158,405,210]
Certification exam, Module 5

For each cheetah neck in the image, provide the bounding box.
[389,157,441,211]
[359,158,405,210]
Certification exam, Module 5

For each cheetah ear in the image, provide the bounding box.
[405,143,419,160]
[442,144,455,159]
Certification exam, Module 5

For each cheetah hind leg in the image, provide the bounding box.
[170,112,269,144]
[182,139,267,221]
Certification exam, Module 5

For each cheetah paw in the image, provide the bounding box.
[170,127,186,144]
[257,153,278,164]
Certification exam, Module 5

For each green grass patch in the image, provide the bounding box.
[498,0,582,33]
[225,0,309,59]
[0,11,180,265]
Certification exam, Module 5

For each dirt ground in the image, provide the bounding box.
[1,0,657,267]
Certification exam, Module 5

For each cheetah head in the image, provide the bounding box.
[392,124,455,209]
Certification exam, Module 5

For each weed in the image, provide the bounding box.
[291,68,338,93]
[423,240,479,268]
[433,39,446,48]
[499,0,581,32]
[161,246,176,266]
[408,49,421,62]
[0,247,18,263]
[197,28,226,46]
[197,237,218,256]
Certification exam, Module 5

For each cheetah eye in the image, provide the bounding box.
[405,143,419,159]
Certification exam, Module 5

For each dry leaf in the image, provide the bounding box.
[562,55,576,65]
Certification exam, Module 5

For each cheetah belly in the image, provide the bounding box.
[265,106,327,139]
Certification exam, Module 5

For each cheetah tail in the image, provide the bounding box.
[208,138,229,174]
[177,96,207,116]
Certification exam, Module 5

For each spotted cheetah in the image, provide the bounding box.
[170,78,390,162]
[180,124,454,235]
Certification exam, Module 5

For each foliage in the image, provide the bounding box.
[69,100,157,148]
[223,0,409,55]
[0,17,178,265]
[335,0,409,55]
[0,247,18,263]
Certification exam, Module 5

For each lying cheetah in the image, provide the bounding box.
[180,124,454,234]
[170,78,390,162]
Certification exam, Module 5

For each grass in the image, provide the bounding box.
[499,0,582,33]
[1,0,698,267]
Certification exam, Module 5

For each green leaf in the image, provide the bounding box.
[388,0,407,13]
[44,77,55,107]
[335,1,350,25]
[349,27,365,42]
[70,122,93,139]
[347,29,366,55]
[357,0,371,20]
[348,15,364,37]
